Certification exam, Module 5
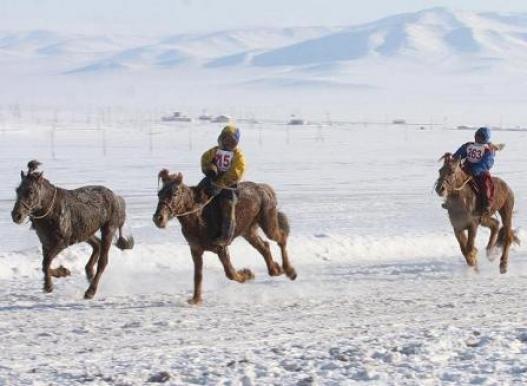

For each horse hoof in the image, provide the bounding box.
[43,284,53,293]
[286,268,297,281]
[466,249,478,267]
[57,266,71,277]
[84,288,95,299]
[269,263,283,276]
[500,264,508,274]
[239,268,255,281]
[187,297,203,306]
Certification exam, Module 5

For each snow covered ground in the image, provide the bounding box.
[0,114,526,385]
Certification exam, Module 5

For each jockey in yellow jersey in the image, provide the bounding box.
[199,125,246,246]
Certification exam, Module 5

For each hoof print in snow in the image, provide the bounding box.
[393,343,422,356]
[465,338,482,348]
[517,332,527,343]
[297,376,316,386]
[227,358,251,367]
[148,371,171,383]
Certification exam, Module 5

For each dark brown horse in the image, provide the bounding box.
[152,169,296,304]
[435,153,519,273]
[11,160,134,299]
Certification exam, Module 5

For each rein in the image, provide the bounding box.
[453,176,472,191]
[159,179,237,218]
[30,188,57,220]
[170,195,215,217]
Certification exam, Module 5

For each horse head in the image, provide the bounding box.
[12,160,49,224]
[153,169,184,228]
[435,152,462,197]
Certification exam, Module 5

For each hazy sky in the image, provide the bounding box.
[0,0,525,34]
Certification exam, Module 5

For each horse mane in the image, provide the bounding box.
[27,160,42,174]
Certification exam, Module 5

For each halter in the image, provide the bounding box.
[159,182,214,218]
[19,187,58,220]
[168,195,215,217]
[158,180,233,218]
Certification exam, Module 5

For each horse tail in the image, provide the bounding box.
[115,195,135,250]
[496,227,520,248]
[277,211,290,237]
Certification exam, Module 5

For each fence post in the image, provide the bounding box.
[50,122,56,160]
[100,119,107,156]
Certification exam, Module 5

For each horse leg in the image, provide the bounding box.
[217,247,254,283]
[454,229,468,256]
[465,224,479,270]
[85,235,101,282]
[277,237,296,280]
[42,244,65,293]
[480,215,500,260]
[243,227,283,277]
[84,226,115,299]
[498,204,514,274]
[259,209,297,280]
[188,247,204,305]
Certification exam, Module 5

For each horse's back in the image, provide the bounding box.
[65,185,124,230]
[492,176,515,208]
[238,181,278,208]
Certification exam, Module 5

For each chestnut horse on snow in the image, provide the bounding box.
[153,169,296,304]
[435,153,519,273]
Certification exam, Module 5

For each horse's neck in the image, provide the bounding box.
[32,181,61,221]
[176,185,207,231]
[447,167,476,209]
[454,167,469,186]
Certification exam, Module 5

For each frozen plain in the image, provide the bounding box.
[0,115,526,385]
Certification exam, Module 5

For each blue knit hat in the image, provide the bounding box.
[475,127,491,143]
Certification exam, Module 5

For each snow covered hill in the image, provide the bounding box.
[250,7,527,67]
[2,8,527,74]
[2,7,527,122]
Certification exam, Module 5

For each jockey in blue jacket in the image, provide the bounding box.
[452,127,495,213]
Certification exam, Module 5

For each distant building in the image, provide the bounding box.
[212,115,232,123]
[288,115,306,125]
[162,112,192,122]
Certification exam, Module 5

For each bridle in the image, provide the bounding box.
[438,161,472,194]
[158,182,214,218]
[18,186,57,220]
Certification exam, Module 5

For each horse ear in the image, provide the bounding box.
[439,152,452,164]
[175,172,183,184]
[20,170,26,180]
[158,169,170,184]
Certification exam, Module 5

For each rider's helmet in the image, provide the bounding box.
[475,127,491,144]
[218,125,240,150]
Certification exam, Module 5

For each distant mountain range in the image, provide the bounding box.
[1,7,527,76]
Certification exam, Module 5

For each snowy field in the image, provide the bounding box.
[0,112,526,385]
